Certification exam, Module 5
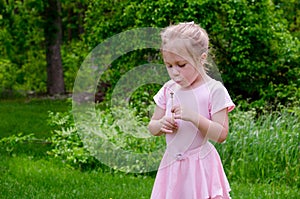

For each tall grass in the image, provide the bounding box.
[216,106,299,186]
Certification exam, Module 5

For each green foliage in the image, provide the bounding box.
[46,110,96,169]
[61,40,89,92]
[208,0,299,104]
[0,133,36,156]
[83,0,299,106]
[46,102,299,186]
[273,0,300,39]
[217,105,300,186]
[0,99,70,156]
[0,99,299,196]
[47,104,165,171]
[0,59,18,93]
[0,0,87,95]
[0,0,46,94]
[0,0,299,105]
[128,84,161,119]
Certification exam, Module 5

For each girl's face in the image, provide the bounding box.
[163,51,201,89]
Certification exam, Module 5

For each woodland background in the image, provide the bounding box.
[0,1,299,198]
[0,0,299,109]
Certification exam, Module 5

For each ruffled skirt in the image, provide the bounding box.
[150,142,231,199]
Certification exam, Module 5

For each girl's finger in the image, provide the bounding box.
[171,105,179,113]
[174,114,181,120]
[161,128,174,134]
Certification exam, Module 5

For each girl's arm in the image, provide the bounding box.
[148,105,178,136]
[173,106,229,143]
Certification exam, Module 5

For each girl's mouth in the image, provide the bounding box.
[174,80,181,84]
[173,77,182,83]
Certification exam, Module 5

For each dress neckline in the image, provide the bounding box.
[171,77,214,92]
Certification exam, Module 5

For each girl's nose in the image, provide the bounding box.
[171,66,180,75]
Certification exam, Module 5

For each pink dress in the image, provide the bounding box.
[151,78,235,199]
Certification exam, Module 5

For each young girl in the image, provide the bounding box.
[148,22,235,199]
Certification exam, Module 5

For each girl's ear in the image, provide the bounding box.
[201,53,207,60]
[199,53,207,65]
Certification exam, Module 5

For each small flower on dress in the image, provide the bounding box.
[175,153,185,161]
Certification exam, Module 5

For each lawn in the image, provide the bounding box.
[0,98,299,198]
[0,98,69,139]
[0,155,299,199]
[0,155,153,198]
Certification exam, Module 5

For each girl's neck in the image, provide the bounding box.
[181,73,211,91]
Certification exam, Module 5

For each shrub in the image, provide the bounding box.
[0,59,18,95]
[46,101,299,186]
[47,103,165,172]
[61,40,89,93]
[84,0,299,106]
[46,110,97,170]
[0,133,36,156]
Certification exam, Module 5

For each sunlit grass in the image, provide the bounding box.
[0,99,299,198]
[216,106,300,186]
[0,155,153,199]
[0,156,298,199]
[0,98,69,139]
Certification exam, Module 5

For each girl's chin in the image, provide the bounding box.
[174,81,189,87]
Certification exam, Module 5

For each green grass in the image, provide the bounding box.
[230,181,299,199]
[0,98,69,139]
[0,155,298,198]
[216,106,300,186]
[0,98,70,157]
[0,155,298,199]
[0,98,299,198]
[0,155,153,199]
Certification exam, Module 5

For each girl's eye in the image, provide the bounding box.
[178,64,186,67]
[166,65,172,68]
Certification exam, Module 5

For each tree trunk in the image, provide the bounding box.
[44,0,65,95]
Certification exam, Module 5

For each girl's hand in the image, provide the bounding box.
[159,116,178,134]
[172,105,197,122]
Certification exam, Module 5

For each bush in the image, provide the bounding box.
[84,0,299,106]
[61,40,89,93]
[46,103,299,185]
[0,133,36,156]
[47,103,165,172]
[46,110,97,170]
[0,59,18,95]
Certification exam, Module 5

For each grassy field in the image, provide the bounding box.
[0,155,299,199]
[0,155,153,198]
[0,99,299,198]
[0,98,69,139]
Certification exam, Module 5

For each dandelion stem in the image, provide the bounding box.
[170,91,174,121]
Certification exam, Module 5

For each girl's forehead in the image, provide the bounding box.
[161,39,193,60]
[162,51,189,62]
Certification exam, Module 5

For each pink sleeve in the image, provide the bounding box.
[153,85,167,109]
[210,81,235,116]
[153,81,175,109]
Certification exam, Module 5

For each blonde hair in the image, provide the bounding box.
[161,22,209,71]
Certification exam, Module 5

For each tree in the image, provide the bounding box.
[84,0,299,106]
[43,0,65,95]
